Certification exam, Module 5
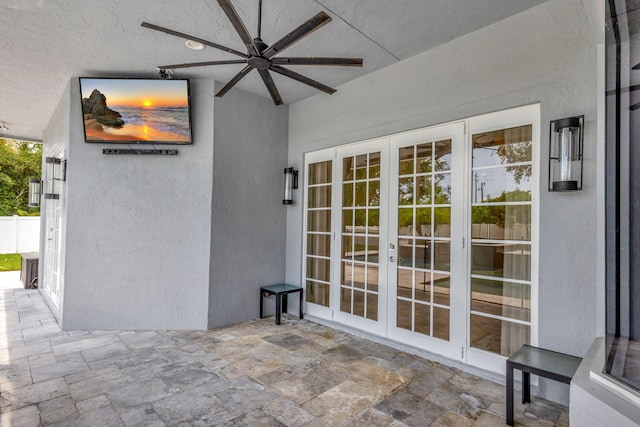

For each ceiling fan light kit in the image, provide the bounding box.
[142,0,363,105]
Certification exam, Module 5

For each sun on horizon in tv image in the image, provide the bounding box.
[80,78,191,143]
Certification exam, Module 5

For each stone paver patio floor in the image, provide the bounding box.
[0,286,569,426]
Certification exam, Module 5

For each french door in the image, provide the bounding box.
[42,153,64,308]
[302,105,538,373]
[387,122,466,360]
[332,139,389,335]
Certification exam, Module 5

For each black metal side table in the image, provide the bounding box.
[260,284,303,325]
[506,344,582,426]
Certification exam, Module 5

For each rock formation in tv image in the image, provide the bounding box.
[82,89,125,127]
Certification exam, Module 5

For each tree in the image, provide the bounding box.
[0,139,42,216]
[497,140,532,185]
[471,189,531,227]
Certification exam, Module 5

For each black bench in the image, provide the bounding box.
[506,344,582,426]
[259,284,303,325]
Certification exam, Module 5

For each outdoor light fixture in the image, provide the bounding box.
[28,157,66,207]
[283,167,298,205]
[44,157,61,200]
[549,115,584,191]
[44,157,66,199]
[28,179,41,207]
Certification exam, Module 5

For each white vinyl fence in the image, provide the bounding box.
[0,216,40,254]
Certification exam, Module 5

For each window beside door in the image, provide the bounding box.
[469,124,533,356]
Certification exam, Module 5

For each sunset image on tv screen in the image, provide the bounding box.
[80,78,191,144]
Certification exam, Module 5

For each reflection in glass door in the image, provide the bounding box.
[340,152,381,321]
[396,140,453,339]
[469,124,533,356]
[333,140,388,334]
[305,160,333,309]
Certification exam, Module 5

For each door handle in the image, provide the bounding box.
[389,256,396,263]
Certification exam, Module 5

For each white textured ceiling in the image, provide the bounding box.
[0,0,548,141]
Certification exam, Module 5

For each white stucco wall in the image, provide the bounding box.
[286,0,599,403]
[39,78,289,331]
[46,78,215,330]
[208,84,289,328]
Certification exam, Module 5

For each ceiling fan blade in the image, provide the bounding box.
[257,69,284,106]
[216,0,260,56]
[141,22,248,58]
[215,65,253,98]
[158,60,247,69]
[269,65,336,95]
[262,12,332,59]
[271,57,363,67]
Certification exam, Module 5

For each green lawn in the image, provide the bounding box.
[0,254,21,272]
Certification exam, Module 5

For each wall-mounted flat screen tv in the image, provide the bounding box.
[79,78,192,144]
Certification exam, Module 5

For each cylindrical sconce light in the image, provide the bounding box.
[549,115,584,191]
[42,156,65,200]
[283,167,298,205]
[28,179,41,207]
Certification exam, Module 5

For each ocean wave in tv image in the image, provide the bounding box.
[116,106,191,139]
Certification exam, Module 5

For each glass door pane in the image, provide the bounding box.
[340,152,381,321]
[305,160,332,307]
[396,140,453,340]
[469,124,534,357]
[332,139,388,335]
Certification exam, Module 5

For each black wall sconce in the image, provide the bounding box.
[28,157,67,207]
[549,116,584,191]
[283,167,298,205]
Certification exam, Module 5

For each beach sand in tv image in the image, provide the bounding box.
[80,78,191,143]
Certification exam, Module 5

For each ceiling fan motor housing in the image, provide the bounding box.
[248,56,270,70]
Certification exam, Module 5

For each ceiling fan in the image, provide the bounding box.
[141,0,363,105]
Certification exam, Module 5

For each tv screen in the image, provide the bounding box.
[79,78,192,144]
